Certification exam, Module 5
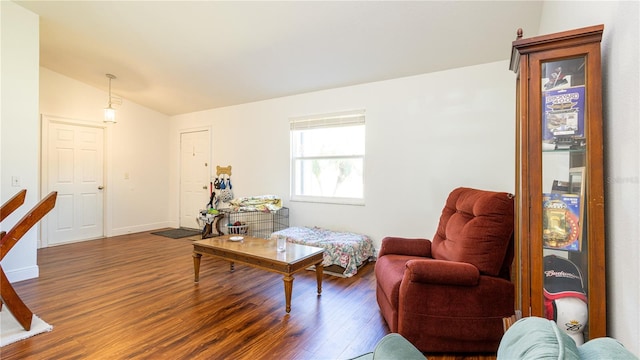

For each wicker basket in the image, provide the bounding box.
[227,223,249,235]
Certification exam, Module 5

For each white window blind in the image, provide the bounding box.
[290,110,365,130]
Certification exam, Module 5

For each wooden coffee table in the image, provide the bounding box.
[192,234,324,313]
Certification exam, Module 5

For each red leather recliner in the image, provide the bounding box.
[375,187,515,353]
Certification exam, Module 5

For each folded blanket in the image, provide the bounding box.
[229,195,282,212]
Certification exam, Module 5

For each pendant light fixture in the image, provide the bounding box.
[104,73,117,123]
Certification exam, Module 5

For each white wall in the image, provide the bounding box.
[0,1,40,282]
[39,68,173,237]
[170,60,516,250]
[538,1,639,354]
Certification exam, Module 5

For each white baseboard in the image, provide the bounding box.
[4,265,39,283]
[109,221,173,237]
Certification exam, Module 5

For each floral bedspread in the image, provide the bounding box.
[270,226,374,277]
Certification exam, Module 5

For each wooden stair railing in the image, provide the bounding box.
[0,189,27,245]
[0,189,27,223]
[0,190,57,331]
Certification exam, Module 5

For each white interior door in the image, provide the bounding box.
[180,130,210,229]
[46,121,104,246]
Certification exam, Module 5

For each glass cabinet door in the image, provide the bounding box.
[540,56,591,344]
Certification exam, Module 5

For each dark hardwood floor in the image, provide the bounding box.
[1,231,388,359]
[1,231,496,360]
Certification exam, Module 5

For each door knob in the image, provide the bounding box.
[98,186,104,190]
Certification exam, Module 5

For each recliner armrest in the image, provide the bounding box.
[378,237,432,258]
[405,259,480,286]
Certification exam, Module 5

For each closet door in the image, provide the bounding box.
[45,119,105,246]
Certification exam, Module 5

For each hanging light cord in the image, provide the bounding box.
[106,73,116,106]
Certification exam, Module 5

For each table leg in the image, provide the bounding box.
[315,263,323,295]
[213,214,224,236]
[283,275,294,313]
[201,223,210,239]
[193,253,201,282]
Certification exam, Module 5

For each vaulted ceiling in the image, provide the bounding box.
[16,1,542,116]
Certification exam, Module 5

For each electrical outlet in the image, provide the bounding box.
[11,176,20,187]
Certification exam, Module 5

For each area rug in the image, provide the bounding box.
[151,228,201,239]
[0,308,53,347]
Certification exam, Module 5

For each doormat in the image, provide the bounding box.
[151,228,201,239]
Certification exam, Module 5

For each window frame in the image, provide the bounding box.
[290,110,365,205]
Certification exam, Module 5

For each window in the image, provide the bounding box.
[290,110,365,205]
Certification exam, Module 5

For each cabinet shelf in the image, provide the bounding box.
[542,149,585,153]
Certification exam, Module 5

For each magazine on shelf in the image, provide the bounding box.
[542,86,585,143]
[542,193,582,252]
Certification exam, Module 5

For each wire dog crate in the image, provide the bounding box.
[220,207,289,239]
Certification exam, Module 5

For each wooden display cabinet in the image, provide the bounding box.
[509,25,606,341]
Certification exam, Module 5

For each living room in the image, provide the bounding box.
[1,0,638,358]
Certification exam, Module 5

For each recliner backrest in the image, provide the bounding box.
[431,187,514,278]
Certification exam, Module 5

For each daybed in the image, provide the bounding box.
[270,226,374,277]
